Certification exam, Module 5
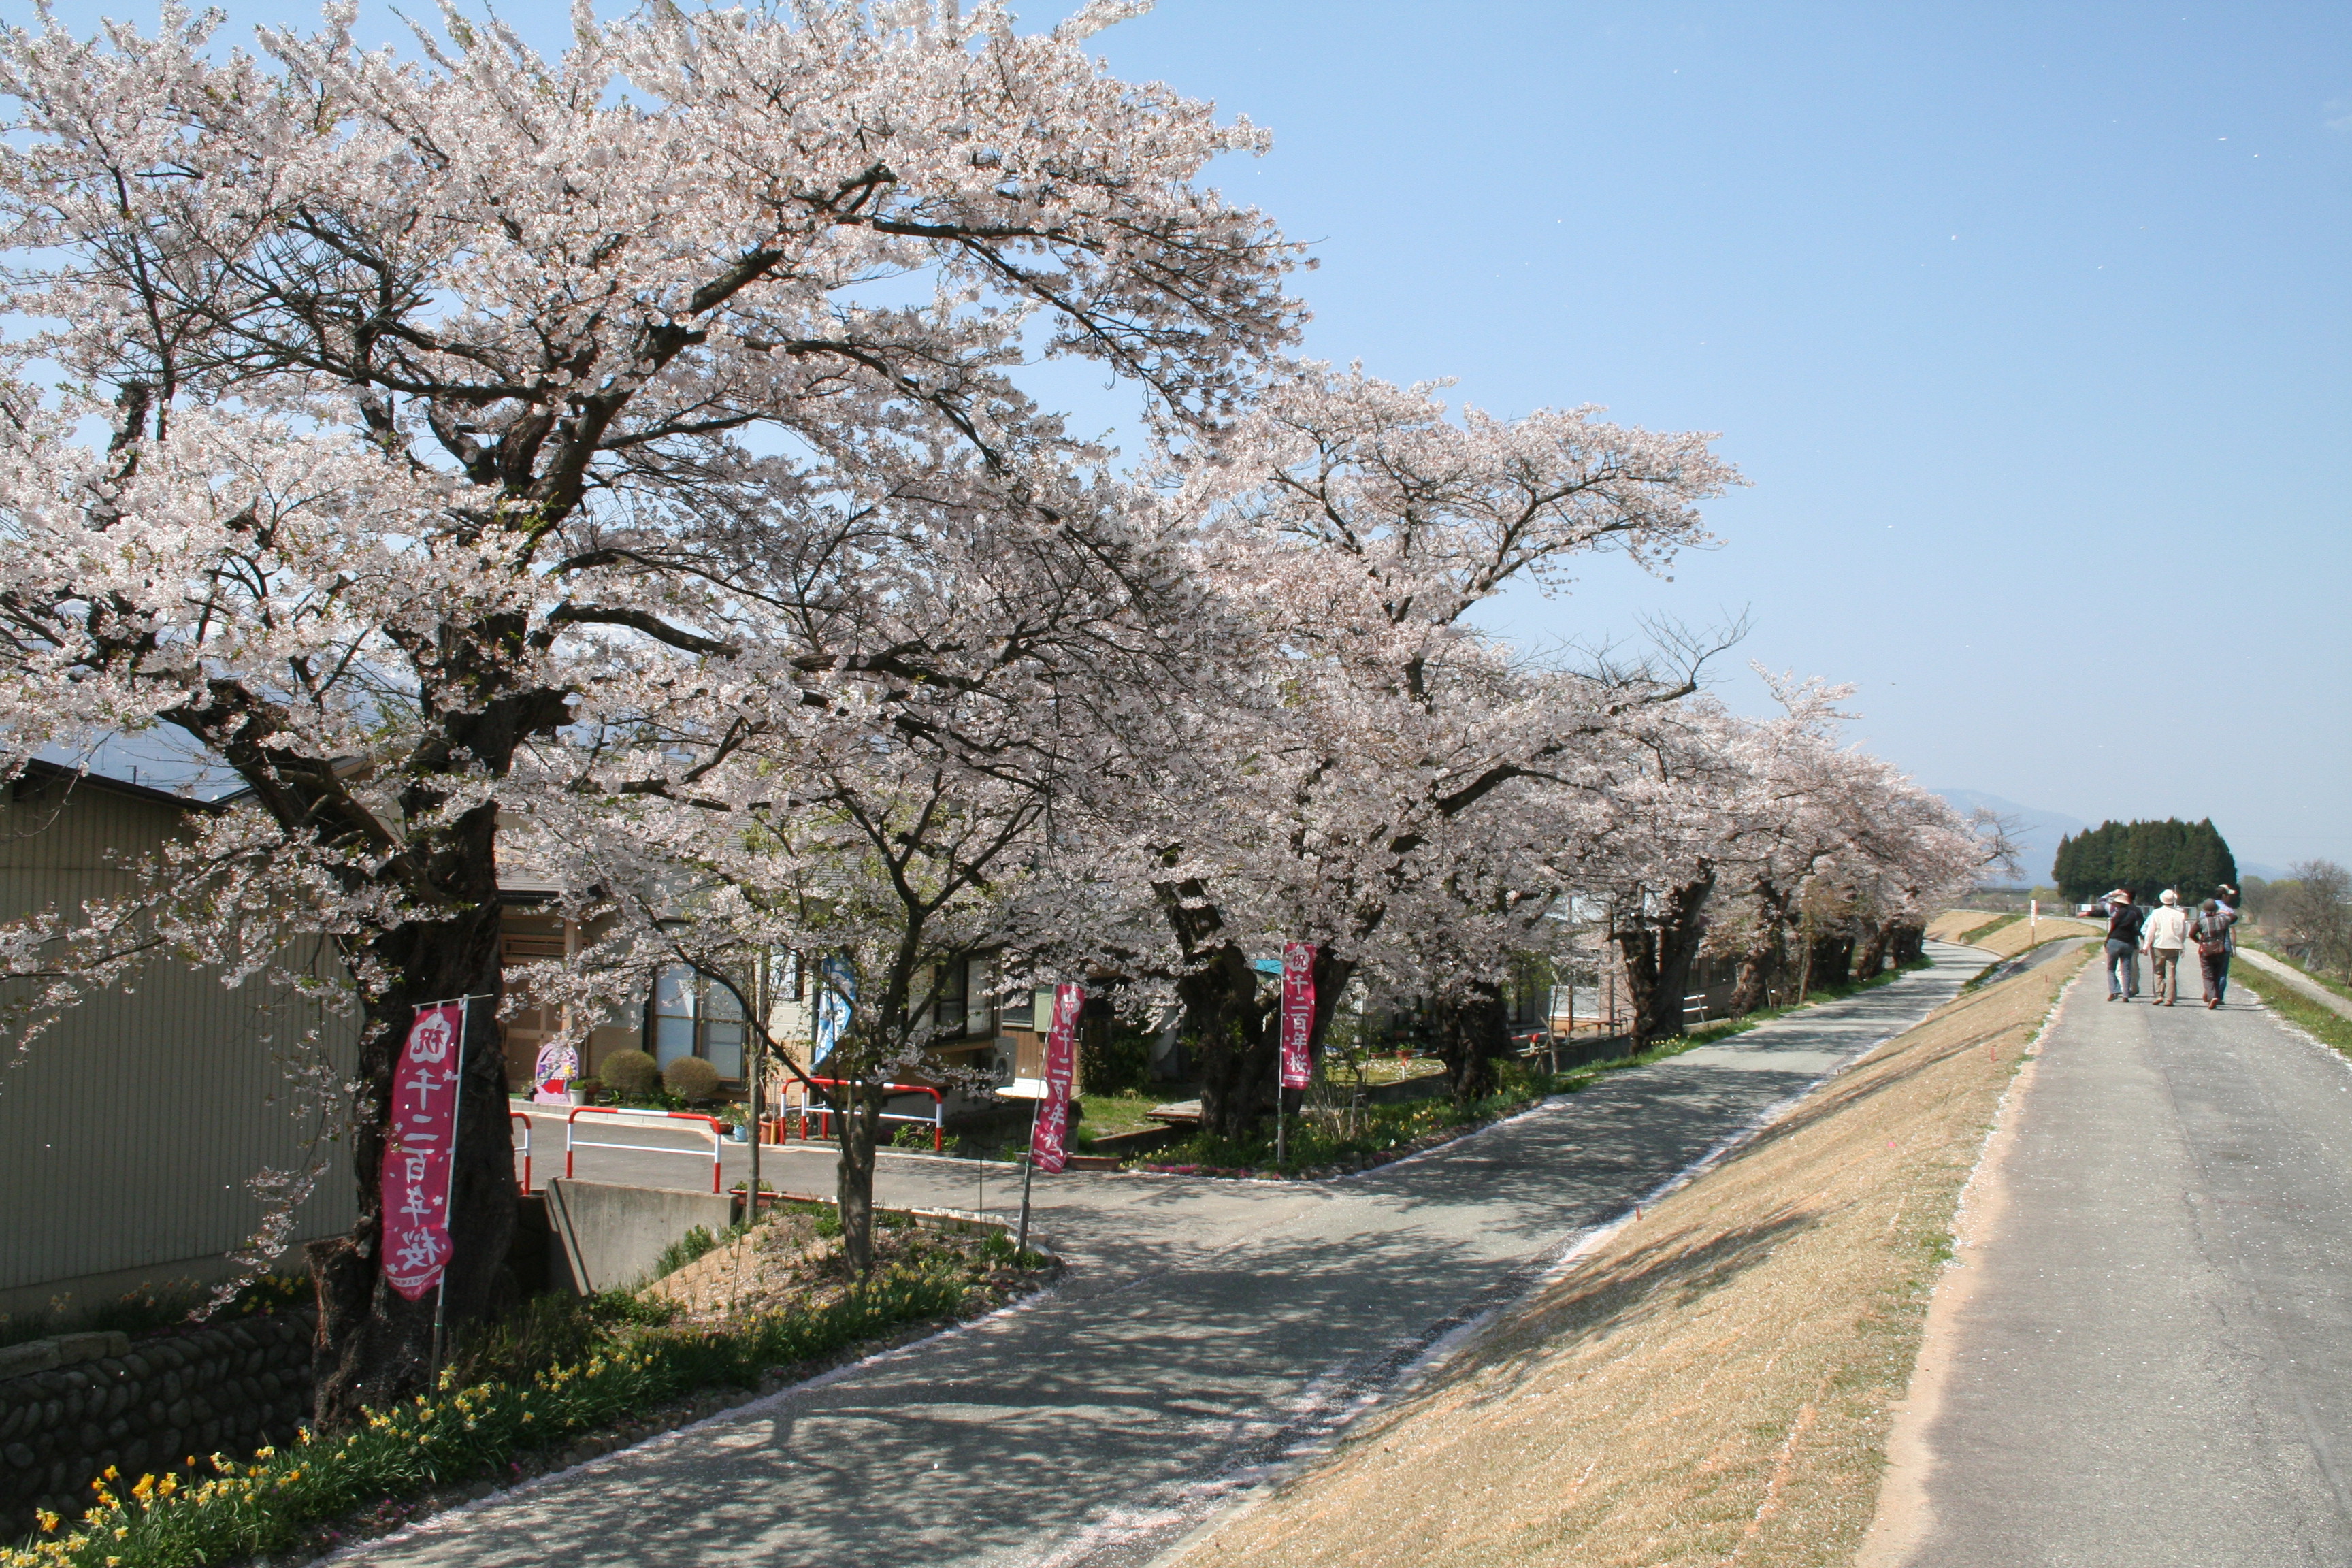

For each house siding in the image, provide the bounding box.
[0,775,359,1316]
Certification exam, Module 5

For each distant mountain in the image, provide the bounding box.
[1934,790,2089,885]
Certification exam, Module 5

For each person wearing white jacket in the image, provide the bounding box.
[2142,889,2193,1007]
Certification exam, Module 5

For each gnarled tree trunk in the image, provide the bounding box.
[1728,936,1783,1017]
[1612,870,1717,1049]
[1852,920,1892,983]
[1809,932,1856,992]
[1429,982,1510,1103]
[1181,947,1279,1143]
[308,808,517,1429]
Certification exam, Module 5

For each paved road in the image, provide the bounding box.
[1900,968,2352,1565]
[369,945,1986,1568]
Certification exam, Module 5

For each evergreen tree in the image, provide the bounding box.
[2054,819,2235,902]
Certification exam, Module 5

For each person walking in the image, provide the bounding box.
[2142,889,2191,1006]
[2198,893,2240,1007]
[2104,890,2146,1001]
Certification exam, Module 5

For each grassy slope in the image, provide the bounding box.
[1175,950,2090,1568]
[2234,948,2352,1058]
[1971,915,2102,960]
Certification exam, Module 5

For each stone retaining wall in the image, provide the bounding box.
[0,1309,314,1537]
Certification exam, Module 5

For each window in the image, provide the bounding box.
[925,956,999,1041]
[932,960,968,1034]
[648,967,747,1081]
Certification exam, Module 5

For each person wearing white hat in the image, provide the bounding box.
[2142,889,2192,1006]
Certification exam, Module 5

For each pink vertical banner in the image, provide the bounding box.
[381,1000,468,1301]
[1280,942,1317,1090]
[1030,983,1083,1175]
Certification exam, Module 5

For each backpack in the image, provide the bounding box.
[2195,911,2234,958]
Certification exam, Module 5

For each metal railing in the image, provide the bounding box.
[783,1077,945,1152]
[564,1105,724,1193]
[510,1111,532,1191]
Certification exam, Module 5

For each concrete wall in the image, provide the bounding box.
[0,771,360,1318]
[543,1179,736,1295]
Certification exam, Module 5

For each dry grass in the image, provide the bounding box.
[644,1209,1028,1325]
[1173,950,2090,1568]
[1969,915,2100,960]
[1922,909,1997,942]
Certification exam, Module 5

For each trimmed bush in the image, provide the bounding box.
[663,1055,721,1103]
[599,1049,659,1101]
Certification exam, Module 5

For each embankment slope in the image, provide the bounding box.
[1171,949,2088,1568]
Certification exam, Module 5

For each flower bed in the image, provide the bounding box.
[5,1222,1049,1568]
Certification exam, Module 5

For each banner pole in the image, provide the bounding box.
[1015,1101,1039,1256]
[1275,1090,1286,1169]
[427,996,471,1388]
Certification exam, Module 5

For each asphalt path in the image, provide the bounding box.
[370,944,1987,1568]
[1899,964,2352,1565]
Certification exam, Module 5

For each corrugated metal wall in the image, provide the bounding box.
[0,776,359,1310]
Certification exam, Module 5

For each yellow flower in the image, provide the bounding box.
[156,1475,177,1497]
[252,1446,274,1460]
[100,1467,118,1483]
[129,1475,154,1502]
[34,1512,57,1533]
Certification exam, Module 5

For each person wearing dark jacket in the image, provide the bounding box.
[2199,893,2240,1007]
[2105,890,2146,1000]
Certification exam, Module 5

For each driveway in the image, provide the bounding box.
[363,945,1988,1568]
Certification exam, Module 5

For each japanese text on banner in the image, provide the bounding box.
[1030,983,1083,1174]
[380,1000,467,1301]
[1280,942,1317,1090]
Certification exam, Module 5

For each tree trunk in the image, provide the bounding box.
[1853,921,1891,983]
[1648,876,1714,1040]
[1810,933,1856,992]
[835,1081,882,1275]
[1888,923,1926,966]
[1305,948,1358,1068]
[1611,924,1660,1054]
[1613,872,1716,1049]
[1184,946,1278,1143]
[1728,882,1791,1017]
[308,847,514,1429]
[1728,934,1782,1017]
[1430,983,1510,1103]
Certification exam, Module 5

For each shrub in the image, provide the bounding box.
[891,1123,934,1150]
[599,1050,659,1101]
[1079,1019,1155,1096]
[652,1226,719,1279]
[663,1055,721,1103]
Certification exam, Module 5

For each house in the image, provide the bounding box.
[0,762,360,1320]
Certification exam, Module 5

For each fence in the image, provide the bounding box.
[563,1105,724,1194]
[771,1078,945,1152]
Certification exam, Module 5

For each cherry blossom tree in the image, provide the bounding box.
[0,0,1298,1421]
[1027,366,1743,1137]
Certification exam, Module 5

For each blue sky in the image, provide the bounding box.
[33,0,2352,871]
[1073,1,2351,873]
